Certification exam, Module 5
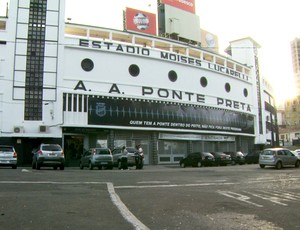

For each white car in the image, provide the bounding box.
[0,145,17,169]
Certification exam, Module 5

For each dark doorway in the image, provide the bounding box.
[64,135,84,167]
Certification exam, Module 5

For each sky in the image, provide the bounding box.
[1,0,300,105]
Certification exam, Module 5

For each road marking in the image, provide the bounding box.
[114,182,237,189]
[107,182,150,230]
[217,190,263,208]
[0,181,149,230]
[244,191,288,206]
[137,181,170,184]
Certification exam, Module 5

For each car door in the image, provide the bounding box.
[112,148,122,165]
[283,150,297,165]
[82,150,91,166]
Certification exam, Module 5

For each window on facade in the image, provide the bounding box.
[168,70,177,82]
[200,77,208,87]
[225,83,231,92]
[24,0,47,120]
[129,64,140,77]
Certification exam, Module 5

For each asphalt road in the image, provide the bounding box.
[0,164,300,230]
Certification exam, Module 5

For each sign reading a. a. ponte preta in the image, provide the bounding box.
[88,96,255,134]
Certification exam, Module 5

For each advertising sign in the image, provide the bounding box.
[126,7,157,35]
[88,96,254,134]
[201,29,219,53]
[160,0,196,14]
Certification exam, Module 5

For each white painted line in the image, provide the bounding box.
[217,190,263,208]
[137,181,170,184]
[106,182,149,230]
[21,169,30,172]
[114,182,237,189]
[245,191,288,206]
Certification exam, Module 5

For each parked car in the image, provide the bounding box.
[211,152,231,166]
[179,152,215,168]
[259,148,300,169]
[112,147,143,169]
[244,151,261,164]
[32,144,65,170]
[293,149,300,158]
[224,151,245,165]
[0,145,17,169]
[79,148,113,170]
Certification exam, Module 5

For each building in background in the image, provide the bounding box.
[277,38,300,146]
[0,0,278,166]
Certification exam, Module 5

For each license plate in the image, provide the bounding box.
[101,162,108,165]
[0,160,9,163]
[49,153,56,156]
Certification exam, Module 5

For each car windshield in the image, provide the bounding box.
[43,145,61,151]
[95,149,110,155]
[0,146,13,152]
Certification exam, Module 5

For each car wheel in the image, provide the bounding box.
[276,161,282,169]
[60,165,64,170]
[53,166,57,170]
[12,165,17,169]
[98,166,102,170]
[231,160,236,165]
[197,161,202,167]
[88,162,93,170]
[259,164,265,168]
[180,162,185,168]
[79,162,84,170]
[295,160,300,168]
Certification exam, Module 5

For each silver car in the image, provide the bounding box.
[0,145,17,169]
[112,147,138,169]
[259,148,300,169]
[79,148,113,170]
[32,144,65,170]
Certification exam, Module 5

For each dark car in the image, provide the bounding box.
[79,148,113,170]
[179,152,215,168]
[0,145,17,169]
[244,151,261,164]
[211,152,231,166]
[224,151,245,165]
[32,144,65,170]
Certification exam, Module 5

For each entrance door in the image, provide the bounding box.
[158,140,187,164]
[64,135,84,167]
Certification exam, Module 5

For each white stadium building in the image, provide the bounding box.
[0,0,278,166]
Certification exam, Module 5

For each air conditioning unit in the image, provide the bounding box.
[39,125,48,133]
[14,126,24,133]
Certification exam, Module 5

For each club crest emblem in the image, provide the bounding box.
[95,103,106,117]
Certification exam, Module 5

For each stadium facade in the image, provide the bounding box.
[0,0,278,166]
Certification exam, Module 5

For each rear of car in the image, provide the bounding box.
[259,148,300,169]
[80,148,113,170]
[224,151,245,165]
[0,145,17,169]
[200,152,215,166]
[211,152,231,166]
[32,144,65,170]
[112,147,137,169]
